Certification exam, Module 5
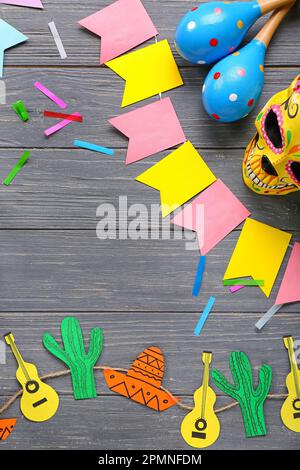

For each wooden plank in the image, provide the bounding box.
[0,312,298,394]
[0,312,298,450]
[0,68,299,149]
[0,230,298,312]
[0,394,298,450]
[0,149,299,229]
[0,0,300,67]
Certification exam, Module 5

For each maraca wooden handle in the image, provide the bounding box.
[258,0,295,14]
[256,1,295,46]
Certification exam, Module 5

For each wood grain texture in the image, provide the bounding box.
[1,68,300,149]
[0,0,299,66]
[1,395,298,450]
[0,313,299,450]
[0,313,299,395]
[0,0,299,451]
[0,230,298,313]
[0,149,299,229]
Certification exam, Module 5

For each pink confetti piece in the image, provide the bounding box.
[229,285,245,293]
[34,81,68,109]
[44,112,80,137]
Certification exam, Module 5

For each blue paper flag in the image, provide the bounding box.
[0,19,28,77]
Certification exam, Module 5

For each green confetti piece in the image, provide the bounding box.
[3,150,30,185]
[11,100,29,121]
[256,111,263,122]
[212,352,272,438]
[224,279,264,286]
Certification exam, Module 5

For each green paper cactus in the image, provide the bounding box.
[212,351,272,438]
[43,317,103,400]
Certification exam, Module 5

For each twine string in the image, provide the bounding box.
[0,366,288,416]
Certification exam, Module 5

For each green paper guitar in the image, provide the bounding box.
[43,317,103,400]
[212,351,272,437]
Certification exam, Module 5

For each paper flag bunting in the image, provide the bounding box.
[224,219,291,297]
[172,179,250,255]
[109,97,186,164]
[103,346,178,411]
[0,418,17,442]
[106,39,183,107]
[0,19,28,78]
[79,0,157,64]
[275,242,300,305]
[0,0,43,7]
[136,141,216,217]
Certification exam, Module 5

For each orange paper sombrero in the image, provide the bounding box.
[103,346,178,411]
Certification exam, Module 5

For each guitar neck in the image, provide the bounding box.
[4,333,31,380]
[200,351,212,419]
[284,336,300,398]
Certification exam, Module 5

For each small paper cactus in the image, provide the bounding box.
[43,317,103,400]
[212,351,272,437]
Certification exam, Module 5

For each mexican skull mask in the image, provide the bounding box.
[243,74,300,195]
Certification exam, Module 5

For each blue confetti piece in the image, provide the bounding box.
[192,255,206,297]
[74,139,114,156]
[194,296,216,336]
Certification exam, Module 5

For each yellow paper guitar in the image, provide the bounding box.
[180,351,220,448]
[5,332,59,422]
[281,336,300,433]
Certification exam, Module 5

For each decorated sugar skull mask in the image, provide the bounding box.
[243,74,300,195]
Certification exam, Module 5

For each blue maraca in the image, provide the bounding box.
[174,0,291,65]
[202,5,293,122]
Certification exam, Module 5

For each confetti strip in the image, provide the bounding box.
[11,100,29,121]
[34,81,68,109]
[194,296,215,336]
[44,113,81,137]
[3,150,30,185]
[229,285,245,294]
[255,304,284,331]
[224,279,264,286]
[73,140,114,156]
[192,256,206,297]
[48,21,67,60]
[44,111,82,122]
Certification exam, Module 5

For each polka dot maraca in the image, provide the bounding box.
[202,6,293,122]
[174,0,292,65]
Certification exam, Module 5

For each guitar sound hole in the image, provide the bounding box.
[25,380,39,394]
[195,418,207,431]
[293,398,300,411]
[191,419,207,440]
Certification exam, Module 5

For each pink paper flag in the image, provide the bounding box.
[79,0,158,64]
[171,179,250,255]
[109,98,186,165]
[0,0,43,7]
[275,242,300,305]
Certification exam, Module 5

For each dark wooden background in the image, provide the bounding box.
[0,0,299,450]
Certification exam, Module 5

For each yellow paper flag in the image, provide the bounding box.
[106,39,183,107]
[135,141,216,217]
[224,218,292,297]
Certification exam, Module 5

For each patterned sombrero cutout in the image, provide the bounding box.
[103,346,178,411]
[0,418,17,442]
